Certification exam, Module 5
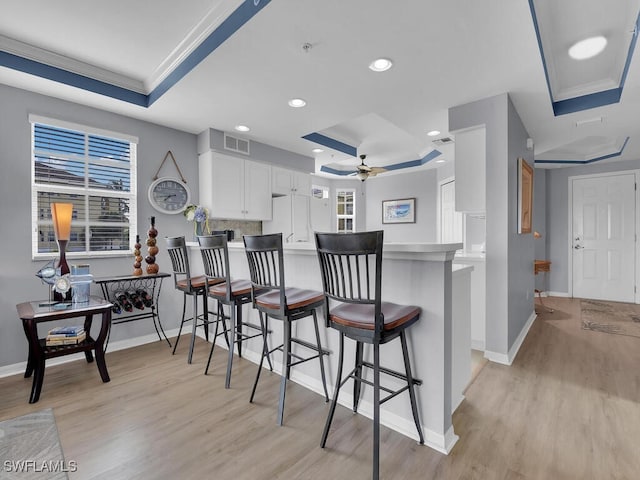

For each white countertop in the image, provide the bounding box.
[188,240,463,261]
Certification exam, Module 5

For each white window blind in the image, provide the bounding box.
[31,116,138,258]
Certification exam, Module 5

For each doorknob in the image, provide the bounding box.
[574,244,584,250]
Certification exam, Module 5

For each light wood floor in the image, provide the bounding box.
[2,296,640,479]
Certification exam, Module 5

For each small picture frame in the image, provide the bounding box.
[382,198,416,224]
[518,157,533,234]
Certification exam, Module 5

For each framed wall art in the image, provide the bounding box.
[518,157,533,234]
[382,198,416,224]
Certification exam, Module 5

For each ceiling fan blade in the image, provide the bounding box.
[370,167,387,174]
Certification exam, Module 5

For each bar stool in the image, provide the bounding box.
[315,231,424,480]
[165,236,222,364]
[198,234,273,387]
[243,233,330,426]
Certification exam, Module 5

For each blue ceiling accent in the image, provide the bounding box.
[0,50,148,106]
[528,0,640,116]
[320,165,353,176]
[383,149,442,171]
[319,149,442,176]
[535,137,629,165]
[0,0,271,108]
[302,132,358,157]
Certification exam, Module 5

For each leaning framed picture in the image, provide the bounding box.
[382,198,416,224]
[518,157,533,234]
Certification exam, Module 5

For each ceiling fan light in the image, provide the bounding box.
[568,35,607,60]
[356,171,369,181]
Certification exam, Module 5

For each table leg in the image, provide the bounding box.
[94,310,111,383]
[29,359,45,404]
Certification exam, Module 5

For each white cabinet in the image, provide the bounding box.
[263,194,310,242]
[199,151,272,220]
[454,126,486,213]
[272,167,311,196]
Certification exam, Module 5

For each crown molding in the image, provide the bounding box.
[0,34,145,94]
[144,0,244,92]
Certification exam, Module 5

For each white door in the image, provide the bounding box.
[572,173,636,302]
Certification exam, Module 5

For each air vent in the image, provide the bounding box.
[432,136,455,146]
[224,133,250,155]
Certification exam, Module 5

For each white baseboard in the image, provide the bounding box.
[471,339,485,351]
[548,291,570,297]
[196,331,458,453]
[484,310,537,366]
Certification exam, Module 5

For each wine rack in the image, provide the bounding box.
[95,272,171,349]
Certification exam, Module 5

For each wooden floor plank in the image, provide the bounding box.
[1,296,639,479]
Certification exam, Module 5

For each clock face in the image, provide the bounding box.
[148,177,191,214]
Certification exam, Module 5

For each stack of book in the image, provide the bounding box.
[46,325,86,346]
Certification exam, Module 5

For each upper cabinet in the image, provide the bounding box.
[272,166,311,196]
[199,151,272,220]
[454,126,486,213]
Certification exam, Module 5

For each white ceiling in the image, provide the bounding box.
[1,0,639,173]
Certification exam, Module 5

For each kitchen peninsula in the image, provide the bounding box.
[188,240,466,454]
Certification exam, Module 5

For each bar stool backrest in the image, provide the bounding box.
[315,231,384,335]
[198,234,232,300]
[243,233,286,317]
[165,236,196,294]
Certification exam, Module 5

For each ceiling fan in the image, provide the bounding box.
[354,154,387,181]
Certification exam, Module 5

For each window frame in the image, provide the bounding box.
[336,188,356,233]
[30,115,138,260]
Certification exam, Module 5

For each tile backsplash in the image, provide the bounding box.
[209,219,262,241]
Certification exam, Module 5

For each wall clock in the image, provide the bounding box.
[148,177,191,214]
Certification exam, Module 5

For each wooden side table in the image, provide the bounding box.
[16,297,113,403]
[534,260,553,313]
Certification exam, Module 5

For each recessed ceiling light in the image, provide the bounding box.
[427,130,441,137]
[369,58,393,72]
[568,35,607,60]
[436,159,446,163]
[288,98,307,108]
[312,148,324,153]
[234,125,250,132]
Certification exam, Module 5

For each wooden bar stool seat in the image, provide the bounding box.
[330,302,420,331]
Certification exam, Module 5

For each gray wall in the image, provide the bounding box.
[506,96,535,348]
[364,169,439,242]
[533,168,547,290]
[449,93,534,357]
[546,158,640,294]
[0,84,200,368]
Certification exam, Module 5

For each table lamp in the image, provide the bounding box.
[51,202,73,300]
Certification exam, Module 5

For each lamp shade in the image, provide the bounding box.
[51,203,73,241]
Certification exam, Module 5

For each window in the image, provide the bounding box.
[31,115,138,258]
[336,189,355,233]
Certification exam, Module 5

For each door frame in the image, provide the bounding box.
[567,169,640,303]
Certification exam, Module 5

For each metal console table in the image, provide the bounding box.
[94,272,171,348]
